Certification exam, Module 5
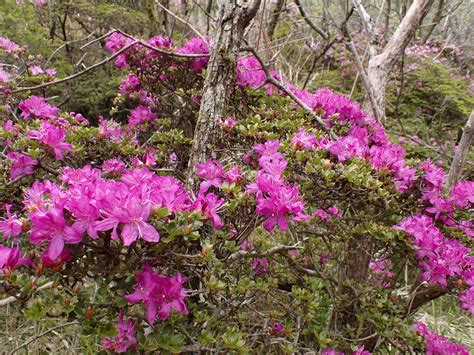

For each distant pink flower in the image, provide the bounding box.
[314,209,329,222]
[7,152,38,179]
[216,116,237,129]
[103,159,127,175]
[45,68,57,76]
[269,322,285,336]
[0,37,21,54]
[252,258,269,275]
[327,206,342,217]
[225,166,243,184]
[459,287,474,315]
[125,265,188,324]
[19,96,59,120]
[0,204,22,240]
[102,310,138,353]
[0,68,11,82]
[129,106,158,126]
[30,65,44,76]
[28,121,72,160]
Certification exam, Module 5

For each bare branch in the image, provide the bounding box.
[294,0,329,40]
[445,110,474,191]
[243,47,335,137]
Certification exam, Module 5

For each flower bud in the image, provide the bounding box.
[85,307,94,319]
[322,159,332,170]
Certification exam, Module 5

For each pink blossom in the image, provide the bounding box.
[196,159,225,193]
[0,246,33,271]
[459,287,474,315]
[291,128,317,151]
[40,248,72,268]
[30,65,44,76]
[129,106,158,126]
[7,152,38,179]
[178,36,210,72]
[191,193,225,229]
[28,121,72,160]
[103,159,127,175]
[0,204,22,240]
[125,265,188,324]
[252,258,269,275]
[0,37,21,54]
[102,310,138,353]
[30,206,83,260]
[0,68,11,82]
[414,322,469,354]
[45,68,57,76]
[19,96,59,120]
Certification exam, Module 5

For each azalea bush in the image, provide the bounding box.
[0,29,472,354]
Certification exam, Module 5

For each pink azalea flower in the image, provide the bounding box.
[125,265,188,324]
[0,37,21,54]
[291,128,317,151]
[0,68,11,82]
[129,106,158,126]
[0,204,22,240]
[94,193,159,246]
[196,159,225,193]
[252,258,269,275]
[0,246,34,271]
[191,193,225,229]
[7,152,38,179]
[30,206,83,260]
[28,121,72,160]
[459,287,474,315]
[40,248,72,268]
[18,96,59,120]
[102,310,138,353]
[103,159,127,175]
[178,36,210,72]
[30,65,44,76]
[415,322,469,354]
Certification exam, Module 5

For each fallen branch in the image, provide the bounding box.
[0,281,54,307]
[9,321,79,354]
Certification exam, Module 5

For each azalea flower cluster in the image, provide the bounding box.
[395,213,473,314]
[246,140,307,232]
[102,310,138,353]
[125,265,188,324]
[414,322,469,354]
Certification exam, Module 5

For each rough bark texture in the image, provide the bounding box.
[445,110,474,191]
[267,0,285,40]
[186,0,261,189]
[329,235,373,349]
[364,0,434,124]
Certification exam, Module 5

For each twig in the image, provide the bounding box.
[9,321,79,354]
[46,31,96,65]
[155,1,209,47]
[242,46,336,138]
[0,281,54,307]
[294,0,328,40]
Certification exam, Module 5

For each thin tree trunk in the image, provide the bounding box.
[186,0,261,189]
[365,0,434,124]
[267,0,285,40]
[445,110,474,191]
[421,0,444,44]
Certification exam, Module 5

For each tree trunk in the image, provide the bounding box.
[267,0,285,40]
[329,235,373,350]
[445,110,474,191]
[186,0,261,189]
[364,0,434,124]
